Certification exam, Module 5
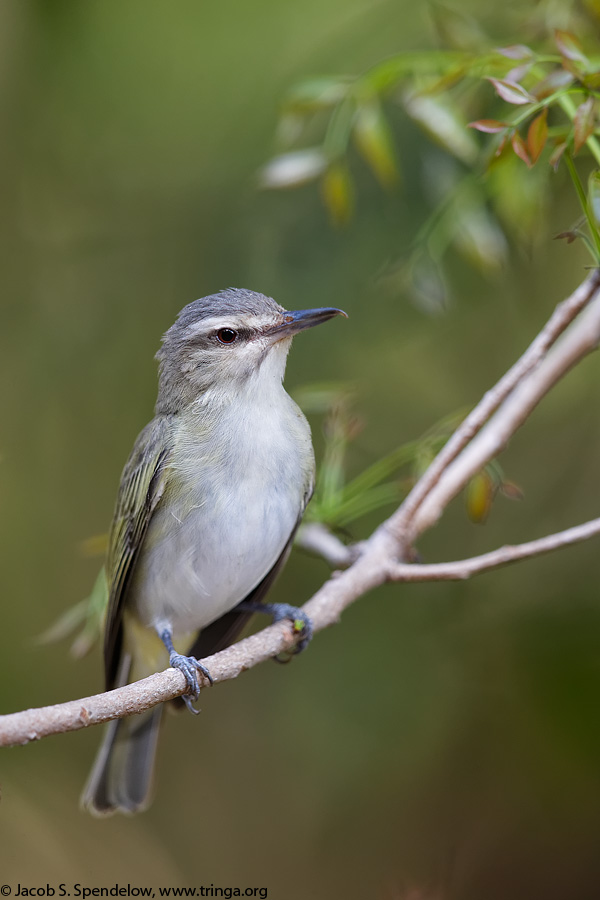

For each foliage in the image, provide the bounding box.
[260,12,600,309]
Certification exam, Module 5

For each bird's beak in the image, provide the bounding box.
[266,307,347,341]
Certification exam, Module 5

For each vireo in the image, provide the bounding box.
[82,288,345,815]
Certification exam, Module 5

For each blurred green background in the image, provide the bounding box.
[2,1,600,898]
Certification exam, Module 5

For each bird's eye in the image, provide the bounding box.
[216,328,238,344]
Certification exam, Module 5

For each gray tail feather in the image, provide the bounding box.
[81,655,163,816]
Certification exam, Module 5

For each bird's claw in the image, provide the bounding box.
[169,652,213,714]
[271,604,313,653]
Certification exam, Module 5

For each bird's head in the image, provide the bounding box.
[155,288,345,413]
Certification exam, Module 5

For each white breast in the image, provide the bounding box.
[130,388,313,639]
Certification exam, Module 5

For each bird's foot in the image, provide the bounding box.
[168,653,213,714]
[237,600,313,656]
[159,628,213,714]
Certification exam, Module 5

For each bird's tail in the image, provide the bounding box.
[81,655,163,816]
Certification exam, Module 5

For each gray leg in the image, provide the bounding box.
[159,628,213,714]
[236,600,313,653]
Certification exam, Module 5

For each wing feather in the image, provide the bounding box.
[103,416,173,689]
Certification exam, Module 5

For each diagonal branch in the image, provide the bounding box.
[1,273,600,749]
[383,268,600,551]
[409,277,600,538]
[385,517,600,581]
[2,515,599,748]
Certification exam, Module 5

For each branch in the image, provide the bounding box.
[2,273,600,749]
[296,522,359,567]
[383,268,600,550]
[409,277,600,538]
[385,517,600,581]
[3,514,600,748]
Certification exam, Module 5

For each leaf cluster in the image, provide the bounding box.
[260,15,600,307]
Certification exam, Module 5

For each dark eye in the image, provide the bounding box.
[216,328,238,344]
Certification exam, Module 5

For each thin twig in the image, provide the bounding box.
[386,517,600,581]
[411,281,600,536]
[384,269,600,550]
[296,522,359,568]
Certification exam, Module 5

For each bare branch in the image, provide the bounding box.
[3,514,600,748]
[384,269,600,550]
[385,517,600,581]
[296,522,358,567]
[2,274,600,750]
[0,548,387,748]
[410,281,600,536]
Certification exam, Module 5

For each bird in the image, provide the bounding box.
[81,287,346,815]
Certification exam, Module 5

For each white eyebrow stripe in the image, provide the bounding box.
[184,314,280,336]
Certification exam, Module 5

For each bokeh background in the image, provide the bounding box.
[2,1,600,898]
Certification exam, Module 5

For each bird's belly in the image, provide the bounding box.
[130,477,301,638]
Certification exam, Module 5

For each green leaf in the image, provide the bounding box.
[452,191,508,273]
[429,1,488,50]
[352,101,400,188]
[293,382,353,415]
[37,599,90,646]
[363,50,468,94]
[407,250,449,314]
[321,162,354,226]
[331,483,403,527]
[340,442,419,503]
[284,77,350,112]
[587,170,600,225]
[38,567,108,658]
[527,110,548,163]
[487,78,534,105]
[574,96,596,155]
[402,89,478,164]
[258,148,328,189]
[488,151,548,241]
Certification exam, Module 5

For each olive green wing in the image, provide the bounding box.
[103,415,173,690]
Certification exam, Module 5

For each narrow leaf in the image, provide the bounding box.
[527,109,548,163]
[465,472,495,524]
[554,30,588,64]
[468,119,509,133]
[258,148,328,189]
[321,162,354,226]
[451,185,508,272]
[574,96,596,154]
[487,77,534,105]
[495,44,534,60]
[554,230,578,243]
[587,170,600,225]
[511,132,532,166]
[548,140,568,171]
[284,77,349,112]
[493,132,510,159]
[402,90,478,163]
[530,68,575,99]
[353,101,400,188]
[506,62,533,84]
[500,480,524,500]
[430,1,487,50]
